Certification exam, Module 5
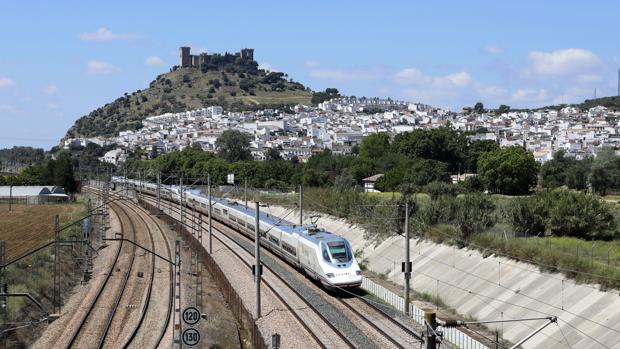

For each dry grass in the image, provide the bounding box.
[0,203,83,262]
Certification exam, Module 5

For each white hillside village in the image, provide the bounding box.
[63,98,620,167]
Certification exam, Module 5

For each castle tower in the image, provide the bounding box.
[240,48,254,61]
[179,47,191,67]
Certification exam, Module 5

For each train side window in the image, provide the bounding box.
[223,209,228,215]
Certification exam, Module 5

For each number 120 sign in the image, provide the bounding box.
[182,307,201,326]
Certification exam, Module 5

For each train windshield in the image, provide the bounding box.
[327,241,351,262]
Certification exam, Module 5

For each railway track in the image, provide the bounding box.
[138,191,349,348]
[64,188,173,349]
[140,191,423,348]
[110,193,174,348]
[65,199,137,349]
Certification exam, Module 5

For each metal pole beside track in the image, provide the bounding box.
[157,172,161,212]
[404,201,411,315]
[299,185,303,226]
[254,201,261,319]
[208,174,212,255]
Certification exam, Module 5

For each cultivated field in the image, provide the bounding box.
[0,203,84,262]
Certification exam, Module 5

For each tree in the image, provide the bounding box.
[474,102,484,114]
[266,147,282,161]
[540,150,572,188]
[478,146,540,195]
[311,88,340,105]
[392,127,468,172]
[375,158,450,191]
[453,193,495,241]
[589,147,620,195]
[215,130,252,162]
[466,140,499,173]
[359,133,391,161]
[497,105,510,114]
[547,191,616,239]
[505,197,546,236]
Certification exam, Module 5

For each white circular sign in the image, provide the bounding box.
[182,306,201,326]
[182,328,201,346]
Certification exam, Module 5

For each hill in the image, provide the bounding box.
[578,95,620,110]
[517,95,620,112]
[65,60,313,139]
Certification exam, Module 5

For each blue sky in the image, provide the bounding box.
[1,0,619,149]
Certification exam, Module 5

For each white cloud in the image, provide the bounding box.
[79,27,140,42]
[478,85,508,98]
[304,60,320,68]
[87,60,119,75]
[394,68,472,88]
[526,48,603,79]
[0,104,17,113]
[484,46,502,54]
[46,103,60,111]
[259,63,279,72]
[511,88,549,102]
[0,77,15,88]
[43,85,59,95]
[145,56,165,66]
[309,67,383,81]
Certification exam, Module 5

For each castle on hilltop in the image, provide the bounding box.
[179,46,254,68]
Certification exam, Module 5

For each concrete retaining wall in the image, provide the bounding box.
[263,204,620,349]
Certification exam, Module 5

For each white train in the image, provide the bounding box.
[114,177,363,289]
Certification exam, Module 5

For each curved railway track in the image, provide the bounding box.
[66,188,173,349]
[65,199,137,349]
[140,191,422,348]
[110,193,174,349]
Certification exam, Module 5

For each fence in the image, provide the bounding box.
[139,198,268,349]
[361,277,489,349]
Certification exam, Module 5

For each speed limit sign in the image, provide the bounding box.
[182,328,201,347]
[182,306,201,326]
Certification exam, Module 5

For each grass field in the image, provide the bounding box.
[0,202,84,262]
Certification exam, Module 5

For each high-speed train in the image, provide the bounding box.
[113,177,363,289]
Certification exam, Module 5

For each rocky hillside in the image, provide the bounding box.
[65,60,313,139]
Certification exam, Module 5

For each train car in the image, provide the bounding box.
[113,177,363,288]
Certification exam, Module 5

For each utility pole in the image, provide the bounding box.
[197,212,203,308]
[208,174,212,254]
[299,185,303,226]
[180,175,184,226]
[138,170,142,200]
[157,172,161,212]
[8,184,12,212]
[172,240,182,349]
[0,240,6,344]
[53,215,61,314]
[124,168,128,196]
[424,308,438,349]
[83,198,93,281]
[404,201,411,315]
[254,201,261,319]
[244,177,248,209]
